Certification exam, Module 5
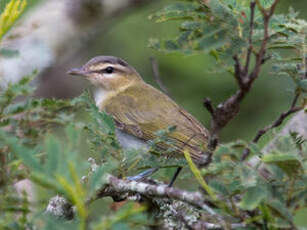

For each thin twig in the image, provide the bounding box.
[150,57,171,97]
[244,1,256,75]
[203,98,215,117]
[241,93,302,161]
[253,97,302,143]
[268,0,281,17]
[233,55,244,88]
[253,107,302,143]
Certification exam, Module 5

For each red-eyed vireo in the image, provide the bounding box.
[68,56,210,182]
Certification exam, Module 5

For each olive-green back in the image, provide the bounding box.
[102,82,209,163]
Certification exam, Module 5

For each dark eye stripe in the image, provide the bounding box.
[91,67,115,74]
[90,65,127,75]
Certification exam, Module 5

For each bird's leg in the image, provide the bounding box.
[126,166,182,187]
[126,167,159,181]
[168,167,182,187]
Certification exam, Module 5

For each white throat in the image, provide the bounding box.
[93,87,109,107]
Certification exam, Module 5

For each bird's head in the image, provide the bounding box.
[68,56,142,91]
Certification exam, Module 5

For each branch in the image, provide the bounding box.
[253,106,301,143]
[46,157,213,228]
[204,1,280,152]
[242,93,303,161]
[203,98,215,117]
[47,179,247,230]
[244,1,256,75]
[45,195,74,220]
[99,175,217,215]
[47,173,247,229]
[150,57,171,97]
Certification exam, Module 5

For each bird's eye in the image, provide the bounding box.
[104,66,114,74]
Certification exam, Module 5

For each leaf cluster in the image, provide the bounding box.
[149,0,307,93]
[0,78,153,230]
[201,138,306,229]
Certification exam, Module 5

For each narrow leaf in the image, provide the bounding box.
[184,150,216,200]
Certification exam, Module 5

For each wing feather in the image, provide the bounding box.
[102,83,209,164]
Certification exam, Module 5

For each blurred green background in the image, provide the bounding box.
[86,0,306,142]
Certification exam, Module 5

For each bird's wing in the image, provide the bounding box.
[102,83,209,164]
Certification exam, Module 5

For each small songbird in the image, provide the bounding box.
[68,56,210,182]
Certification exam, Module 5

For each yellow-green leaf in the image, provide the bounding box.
[183,150,216,200]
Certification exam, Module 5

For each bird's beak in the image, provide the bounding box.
[67,67,87,77]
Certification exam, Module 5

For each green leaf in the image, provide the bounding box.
[209,180,229,195]
[293,207,307,230]
[0,131,43,173]
[0,48,19,57]
[260,0,275,8]
[196,28,228,51]
[30,172,63,193]
[262,153,303,176]
[45,136,61,176]
[239,186,267,210]
[298,79,307,92]
[149,2,204,23]
[266,199,293,222]
[180,21,201,31]
[99,111,115,134]
[89,165,107,193]
[0,75,36,107]
[208,1,237,25]
[239,164,258,188]
[184,150,217,200]
[89,162,117,194]
[65,124,80,149]
[87,98,115,134]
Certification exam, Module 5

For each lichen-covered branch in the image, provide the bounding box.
[150,57,171,97]
[45,195,74,220]
[46,171,247,230]
[99,175,216,216]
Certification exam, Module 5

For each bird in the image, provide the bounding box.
[68,56,210,185]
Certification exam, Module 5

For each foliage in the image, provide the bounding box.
[0,78,150,229]
[0,0,306,230]
[0,0,26,41]
[149,0,307,93]
[1,78,305,229]
[149,0,307,229]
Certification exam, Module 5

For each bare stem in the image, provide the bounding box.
[241,93,302,161]
[150,57,171,97]
[244,1,256,75]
